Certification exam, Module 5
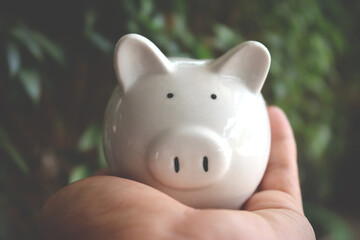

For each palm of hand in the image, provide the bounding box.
[40,107,315,240]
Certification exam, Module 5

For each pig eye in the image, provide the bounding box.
[167,93,174,98]
[211,94,217,100]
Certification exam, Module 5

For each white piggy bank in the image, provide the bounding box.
[103,34,271,209]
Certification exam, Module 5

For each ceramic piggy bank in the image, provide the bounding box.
[103,34,271,209]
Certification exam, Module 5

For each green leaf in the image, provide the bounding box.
[84,8,113,53]
[98,140,108,168]
[84,8,97,33]
[194,42,213,59]
[6,42,21,76]
[305,203,354,240]
[173,14,188,39]
[147,14,165,32]
[98,141,108,168]
[122,0,137,15]
[11,26,43,60]
[68,165,92,183]
[213,24,243,50]
[33,32,65,64]
[126,20,140,33]
[0,127,29,174]
[139,0,154,18]
[309,124,331,159]
[78,124,102,152]
[86,31,113,53]
[18,69,42,105]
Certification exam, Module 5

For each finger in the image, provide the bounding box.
[259,106,302,204]
[176,208,314,240]
[39,176,187,240]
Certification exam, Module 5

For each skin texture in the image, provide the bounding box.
[39,106,315,240]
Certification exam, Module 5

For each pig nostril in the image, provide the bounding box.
[203,156,209,172]
[174,157,180,173]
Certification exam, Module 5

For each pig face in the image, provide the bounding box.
[103,34,271,209]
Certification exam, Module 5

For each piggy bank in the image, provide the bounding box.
[103,34,271,209]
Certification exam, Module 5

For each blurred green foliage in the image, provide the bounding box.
[1,0,359,239]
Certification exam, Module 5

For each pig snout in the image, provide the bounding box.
[147,127,231,189]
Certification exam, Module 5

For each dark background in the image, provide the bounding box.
[1,0,359,239]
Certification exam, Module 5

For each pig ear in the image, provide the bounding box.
[210,41,270,94]
[114,34,173,93]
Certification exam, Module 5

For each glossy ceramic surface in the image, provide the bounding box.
[103,34,271,209]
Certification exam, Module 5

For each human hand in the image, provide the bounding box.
[39,106,315,240]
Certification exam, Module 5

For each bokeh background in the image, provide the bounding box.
[1,0,359,239]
